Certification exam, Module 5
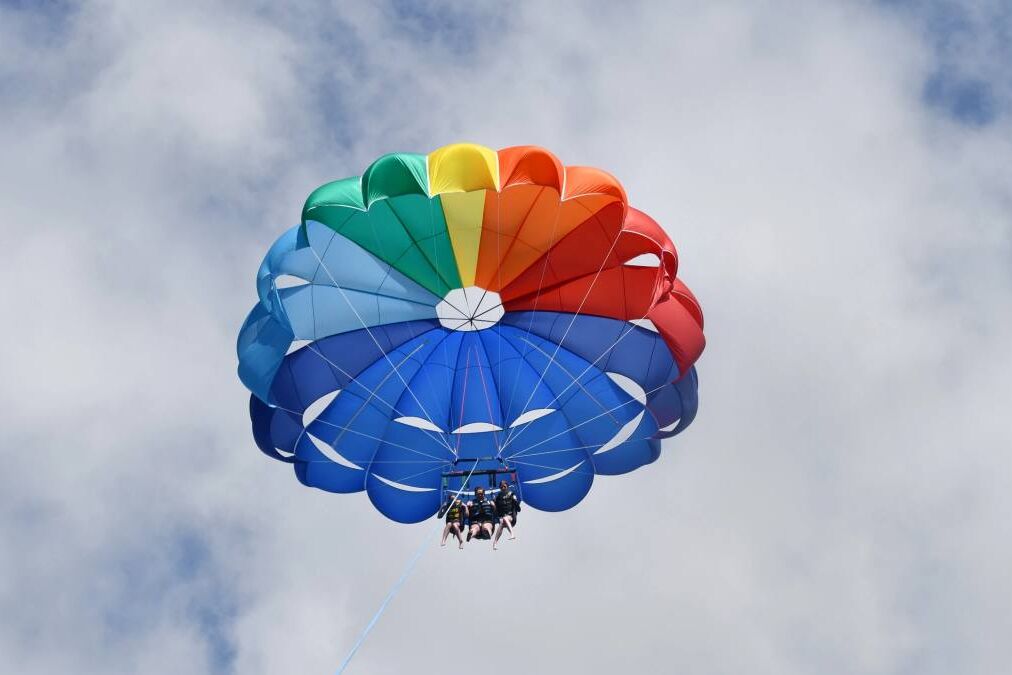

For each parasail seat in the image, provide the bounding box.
[439,457,521,507]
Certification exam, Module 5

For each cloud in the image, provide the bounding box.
[1,1,1010,673]
[887,0,1012,126]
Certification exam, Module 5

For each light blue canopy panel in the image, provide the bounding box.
[237,220,441,402]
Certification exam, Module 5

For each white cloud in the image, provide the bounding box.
[1,1,1010,673]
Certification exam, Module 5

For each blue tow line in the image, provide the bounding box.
[335,522,441,674]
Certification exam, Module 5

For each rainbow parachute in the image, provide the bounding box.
[237,144,705,523]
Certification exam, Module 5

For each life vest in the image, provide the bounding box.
[445,502,463,524]
[471,498,496,522]
[496,491,516,517]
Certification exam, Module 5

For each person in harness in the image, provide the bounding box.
[466,486,496,542]
[438,495,466,549]
[493,480,520,550]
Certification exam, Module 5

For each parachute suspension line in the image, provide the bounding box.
[376,462,445,485]
[439,291,467,320]
[317,342,449,459]
[301,340,453,457]
[284,416,447,463]
[507,377,677,460]
[497,289,662,456]
[492,329,621,476]
[514,335,622,425]
[495,332,600,474]
[355,330,464,491]
[406,195,463,417]
[469,302,505,321]
[507,457,596,476]
[386,199,456,295]
[453,348,473,458]
[473,338,504,456]
[497,328,633,456]
[335,520,441,675]
[302,308,452,451]
[422,195,473,316]
[500,190,563,424]
[502,230,624,449]
[409,196,466,420]
[472,288,491,323]
[514,261,664,417]
[495,189,505,425]
[500,241,667,455]
[308,244,457,456]
[304,343,412,415]
[309,236,450,450]
[497,443,599,459]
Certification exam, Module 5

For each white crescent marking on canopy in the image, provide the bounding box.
[606,372,647,406]
[629,318,659,333]
[274,274,312,289]
[372,473,437,492]
[451,422,503,434]
[658,418,681,433]
[286,339,314,355]
[303,390,341,427]
[625,253,661,267]
[308,433,364,470]
[524,460,585,485]
[595,411,645,455]
[394,416,445,433]
[509,408,557,428]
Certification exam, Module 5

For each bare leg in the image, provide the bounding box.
[482,522,493,543]
[493,521,504,549]
[503,515,515,539]
[441,522,452,546]
[452,524,464,549]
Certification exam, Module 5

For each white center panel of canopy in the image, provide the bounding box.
[436,286,504,331]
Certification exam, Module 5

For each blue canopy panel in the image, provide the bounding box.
[237,303,295,403]
[650,367,700,439]
[269,320,439,411]
[488,324,656,506]
[500,311,696,441]
[250,394,299,463]
[294,329,453,489]
[449,333,505,431]
[246,312,699,523]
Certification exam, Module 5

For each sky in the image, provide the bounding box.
[1,1,1010,673]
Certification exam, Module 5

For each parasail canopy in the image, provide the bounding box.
[237,143,705,523]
